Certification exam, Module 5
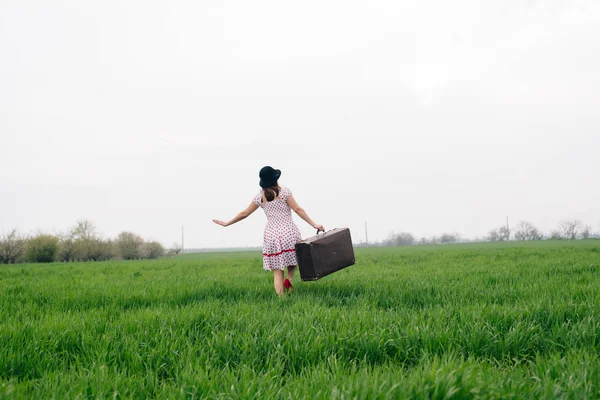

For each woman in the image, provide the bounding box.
[213,166,324,296]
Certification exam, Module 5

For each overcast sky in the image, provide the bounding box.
[1,0,599,248]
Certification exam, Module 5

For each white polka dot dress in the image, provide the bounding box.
[253,187,302,271]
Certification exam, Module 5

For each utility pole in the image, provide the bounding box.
[365,221,369,246]
[182,226,184,253]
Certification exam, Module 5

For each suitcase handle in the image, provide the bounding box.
[316,228,325,235]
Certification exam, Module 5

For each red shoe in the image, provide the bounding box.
[284,279,293,293]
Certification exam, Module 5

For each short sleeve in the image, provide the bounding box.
[280,187,292,201]
[252,192,262,206]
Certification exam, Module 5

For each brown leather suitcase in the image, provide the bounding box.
[295,228,356,281]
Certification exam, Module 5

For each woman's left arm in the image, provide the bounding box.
[286,194,323,231]
[213,202,259,227]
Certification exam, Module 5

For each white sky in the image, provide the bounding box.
[1,0,599,247]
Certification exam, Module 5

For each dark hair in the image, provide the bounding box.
[263,184,280,202]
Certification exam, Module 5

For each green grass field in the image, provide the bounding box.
[2,241,600,399]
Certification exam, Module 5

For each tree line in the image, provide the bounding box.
[361,219,598,248]
[0,220,181,264]
[486,220,595,242]
[2,219,597,263]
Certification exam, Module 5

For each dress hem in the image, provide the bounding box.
[263,248,296,257]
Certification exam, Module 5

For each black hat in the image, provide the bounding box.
[259,166,281,188]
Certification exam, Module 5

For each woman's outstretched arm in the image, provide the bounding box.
[213,202,259,227]
[286,194,324,231]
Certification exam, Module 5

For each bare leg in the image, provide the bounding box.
[286,265,297,284]
[273,269,285,297]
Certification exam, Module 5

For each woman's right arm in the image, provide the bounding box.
[286,194,324,231]
[213,202,259,227]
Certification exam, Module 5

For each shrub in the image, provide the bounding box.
[116,232,144,260]
[25,234,59,263]
[0,230,26,264]
[143,241,165,259]
[57,232,77,262]
[84,238,115,261]
[96,239,116,261]
[73,237,114,261]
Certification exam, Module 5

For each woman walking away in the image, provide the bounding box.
[213,166,324,297]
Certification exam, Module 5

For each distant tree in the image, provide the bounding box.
[73,219,97,241]
[487,229,500,242]
[487,226,510,242]
[99,239,116,261]
[487,227,506,242]
[514,221,543,241]
[71,220,102,261]
[439,233,460,244]
[558,220,582,240]
[87,238,115,261]
[549,230,563,240]
[581,225,592,239]
[0,229,26,264]
[384,232,415,247]
[498,226,510,241]
[116,232,144,260]
[143,241,165,259]
[170,242,182,256]
[57,230,78,262]
[25,234,59,263]
[419,236,441,245]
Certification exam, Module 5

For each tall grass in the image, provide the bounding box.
[1,241,600,398]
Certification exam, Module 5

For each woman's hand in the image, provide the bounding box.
[313,224,325,232]
[213,219,228,227]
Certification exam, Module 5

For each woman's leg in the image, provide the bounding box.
[273,269,285,297]
[286,265,297,283]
